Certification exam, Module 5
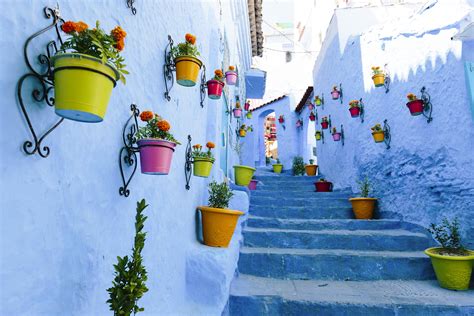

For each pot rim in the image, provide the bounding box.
[193,156,215,163]
[425,247,474,260]
[174,55,203,67]
[52,52,120,81]
[198,206,244,216]
[225,70,237,75]
[137,138,177,146]
[371,131,384,135]
[272,164,283,167]
[349,197,377,201]
[372,73,385,78]
[233,165,256,171]
[207,79,225,86]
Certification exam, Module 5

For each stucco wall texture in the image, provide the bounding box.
[0,1,251,315]
[312,0,474,247]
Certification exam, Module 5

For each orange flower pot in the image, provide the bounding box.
[349,198,377,219]
[305,165,318,176]
[372,131,385,143]
[198,206,244,247]
[174,55,202,87]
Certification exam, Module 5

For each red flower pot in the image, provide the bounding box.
[278,118,284,124]
[207,80,224,100]
[244,102,250,111]
[309,114,316,121]
[406,100,424,116]
[248,179,258,190]
[314,181,333,192]
[332,133,341,141]
[233,108,242,118]
[321,121,329,129]
[349,107,360,117]
[331,91,340,100]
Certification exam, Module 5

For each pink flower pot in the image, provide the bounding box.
[321,121,329,129]
[233,108,242,118]
[137,139,176,175]
[332,133,341,141]
[406,100,424,116]
[225,71,237,85]
[248,179,258,190]
[296,121,302,128]
[314,181,333,192]
[331,91,340,100]
[349,107,360,117]
[207,80,224,100]
[244,102,250,111]
[308,104,314,111]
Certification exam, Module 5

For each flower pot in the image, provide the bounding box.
[207,79,224,100]
[425,247,474,290]
[309,115,316,121]
[406,100,424,116]
[193,157,214,178]
[308,104,314,111]
[332,133,341,141]
[272,164,283,173]
[349,198,377,219]
[174,55,202,87]
[372,74,385,87]
[137,139,176,175]
[248,179,258,190]
[278,118,284,124]
[372,131,385,143]
[244,102,250,111]
[349,107,360,117]
[52,53,120,123]
[315,132,322,141]
[296,122,302,128]
[239,129,246,137]
[315,181,333,192]
[233,108,242,118]
[331,91,340,100]
[225,70,238,85]
[246,112,252,119]
[315,100,322,106]
[199,206,244,247]
[233,165,256,186]
[305,165,318,176]
[321,121,329,129]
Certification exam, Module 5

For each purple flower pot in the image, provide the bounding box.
[248,179,258,190]
[332,133,341,141]
[331,91,340,100]
[138,139,176,175]
[233,108,242,118]
[225,71,238,85]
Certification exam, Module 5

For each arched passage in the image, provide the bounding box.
[257,108,279,167]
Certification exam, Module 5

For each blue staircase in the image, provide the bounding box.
[228,169,474,315]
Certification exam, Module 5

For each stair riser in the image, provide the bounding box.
[229,296,473,316]
[247,218,402,230]
[251,198,351,207]
[238,253,435,280]
[243,231,430,251]
[254,176,321,181]
[252,191,352,198]
[249,207,354,219]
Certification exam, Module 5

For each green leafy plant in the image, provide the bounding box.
[60,20,128,83]
[371,124,383,132]
[309,159,314,165]
[275,158,281,164]
[265,157,270,165]
[357,176,371,197]
[107,199,149,315]
[135,111,180,144]
[208,181,234,209]
[192,142,215,161]
[428,218,467,256]
[170,33,200,59]
[292,156,305,176]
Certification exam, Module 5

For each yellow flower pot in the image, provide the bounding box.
[198,206,244,247]
[193,157,214,178]
[315,133,322,141]
[372,131,385,143]
[53,53,120,123]
[305,165,318,176]
[273,164,283,173]
[174,55,202,87]
[425,247,474,290]
[233,165,256,186]
[349,198,377,219]
[239,129,247,137]
[372,73,385,87]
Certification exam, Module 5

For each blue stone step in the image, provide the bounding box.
[250,196,351,207]
[238,247,435,280]
[249,205,353,219]
[254,175,321,182]
[242,227,431,251]
[251,190,352,198]
[229,275,474,316]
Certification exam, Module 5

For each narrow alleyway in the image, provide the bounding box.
[228,169,474,315]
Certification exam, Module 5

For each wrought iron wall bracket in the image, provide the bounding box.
[185,135,193,190]
[359,98,365,123]
[17,6,65,158]
[321,130,325,144]
[329,114,332,130]
[339,83,343,104]
[321,93,325,110]
[163,35,176,101]
[340,124,345,146]
[383,119,391,149]
[119,104,140,197]
[384,75,391,93]
[126,0,137,15]
[420,86,433,123]
[200,65,207,108]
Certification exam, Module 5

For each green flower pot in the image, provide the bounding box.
[273,164,283,173]
[193,157,214,178]
[233,165,256,186]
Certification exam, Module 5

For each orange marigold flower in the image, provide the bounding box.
[157,120,171,132]
[193,144,201,149]
[61,21,76,34]
[206,142,215,149]
[229,66,235,71]
[111,26,127,41]
[139,111,154,122]
[75,21,88,32]
[185,33,196,45]
[214,69,223,78]
[114,39,125,51]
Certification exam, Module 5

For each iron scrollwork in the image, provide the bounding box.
[126,0,137,15]
[163,35,176,101]
[338,83,343,104]
[185,135,193,190]
[118,104,140,197]
[359,98,365,123]
[383,119,391,150]
[200,64,207,108]
[17,6,65,158]
[420,86,433,123]
[384,64,391,93]
[340,124,345,146]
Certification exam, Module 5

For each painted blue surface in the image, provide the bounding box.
[0,1,252,315]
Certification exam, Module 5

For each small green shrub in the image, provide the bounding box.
[357,177,371,197]
[309,159,314,165]
[292,156,305,176]
[428,217,467,255]
[208,181,234,209]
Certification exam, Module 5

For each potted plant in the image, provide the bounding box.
[107,199,148,315]
[207,69,225,100]
[308,103,314,111]
[232,139,256,186]
[296,119,303,128]
[247,125,254,133]
[248,178,258,190]
[349,100,361,117]
[244,100,251,111]
[332,127,341,141]
[309,111,316,121]
[246,111,253,119]
[225,65,238,85]
[349,177,377,219]
[136,111,180,175]
[238,124,247,137]
[406,93,424,116]
[198,181,244,247]
[315,131,322,141]
[171,33,202,86]
[331,85,340,100]
[53,21,127,122]
[314,178,333,192]
[321,116,329,129]
[305,159,318,176]
[371,66,385,87]
[425,218,474,290]
[278,115,285,124]
[292,156,305,176]
[192,142,215,178]
[371,124,384,143]
[265,156,270,166]
[233,101,242,118]
[314,95,322,106]
[273,158,283,173]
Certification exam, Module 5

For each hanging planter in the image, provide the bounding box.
[309,111,316,121]
[246,111,253,119]
[314,179,333,192]
[349,177,377,219]
[199,181,243,247]
[314,95,323,106]
[278,115,285,124]
[321,117,329,129]
[192,142,215,177]
[172,33,202,87]
[248,179,258,190]
[238,124,250,137]
[315,131,322,141]
[233,165,256,186]
[305,159,318,176]
[206,69,225,100]
[332,127,342,141]
[296,119,303,128]
[53,22,127,122]
[371,66,385,87]
[308,103,314,111]
[406,93,424,116]
[225,66,238,85]
[331,85,340,100]
[244,100,251,111]
[233,102,242,118]
[371,124,385,143]
[272,159,283,173]
[136,111,180,175]
[349,100,361,117]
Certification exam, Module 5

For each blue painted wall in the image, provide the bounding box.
[0,0,252,315]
